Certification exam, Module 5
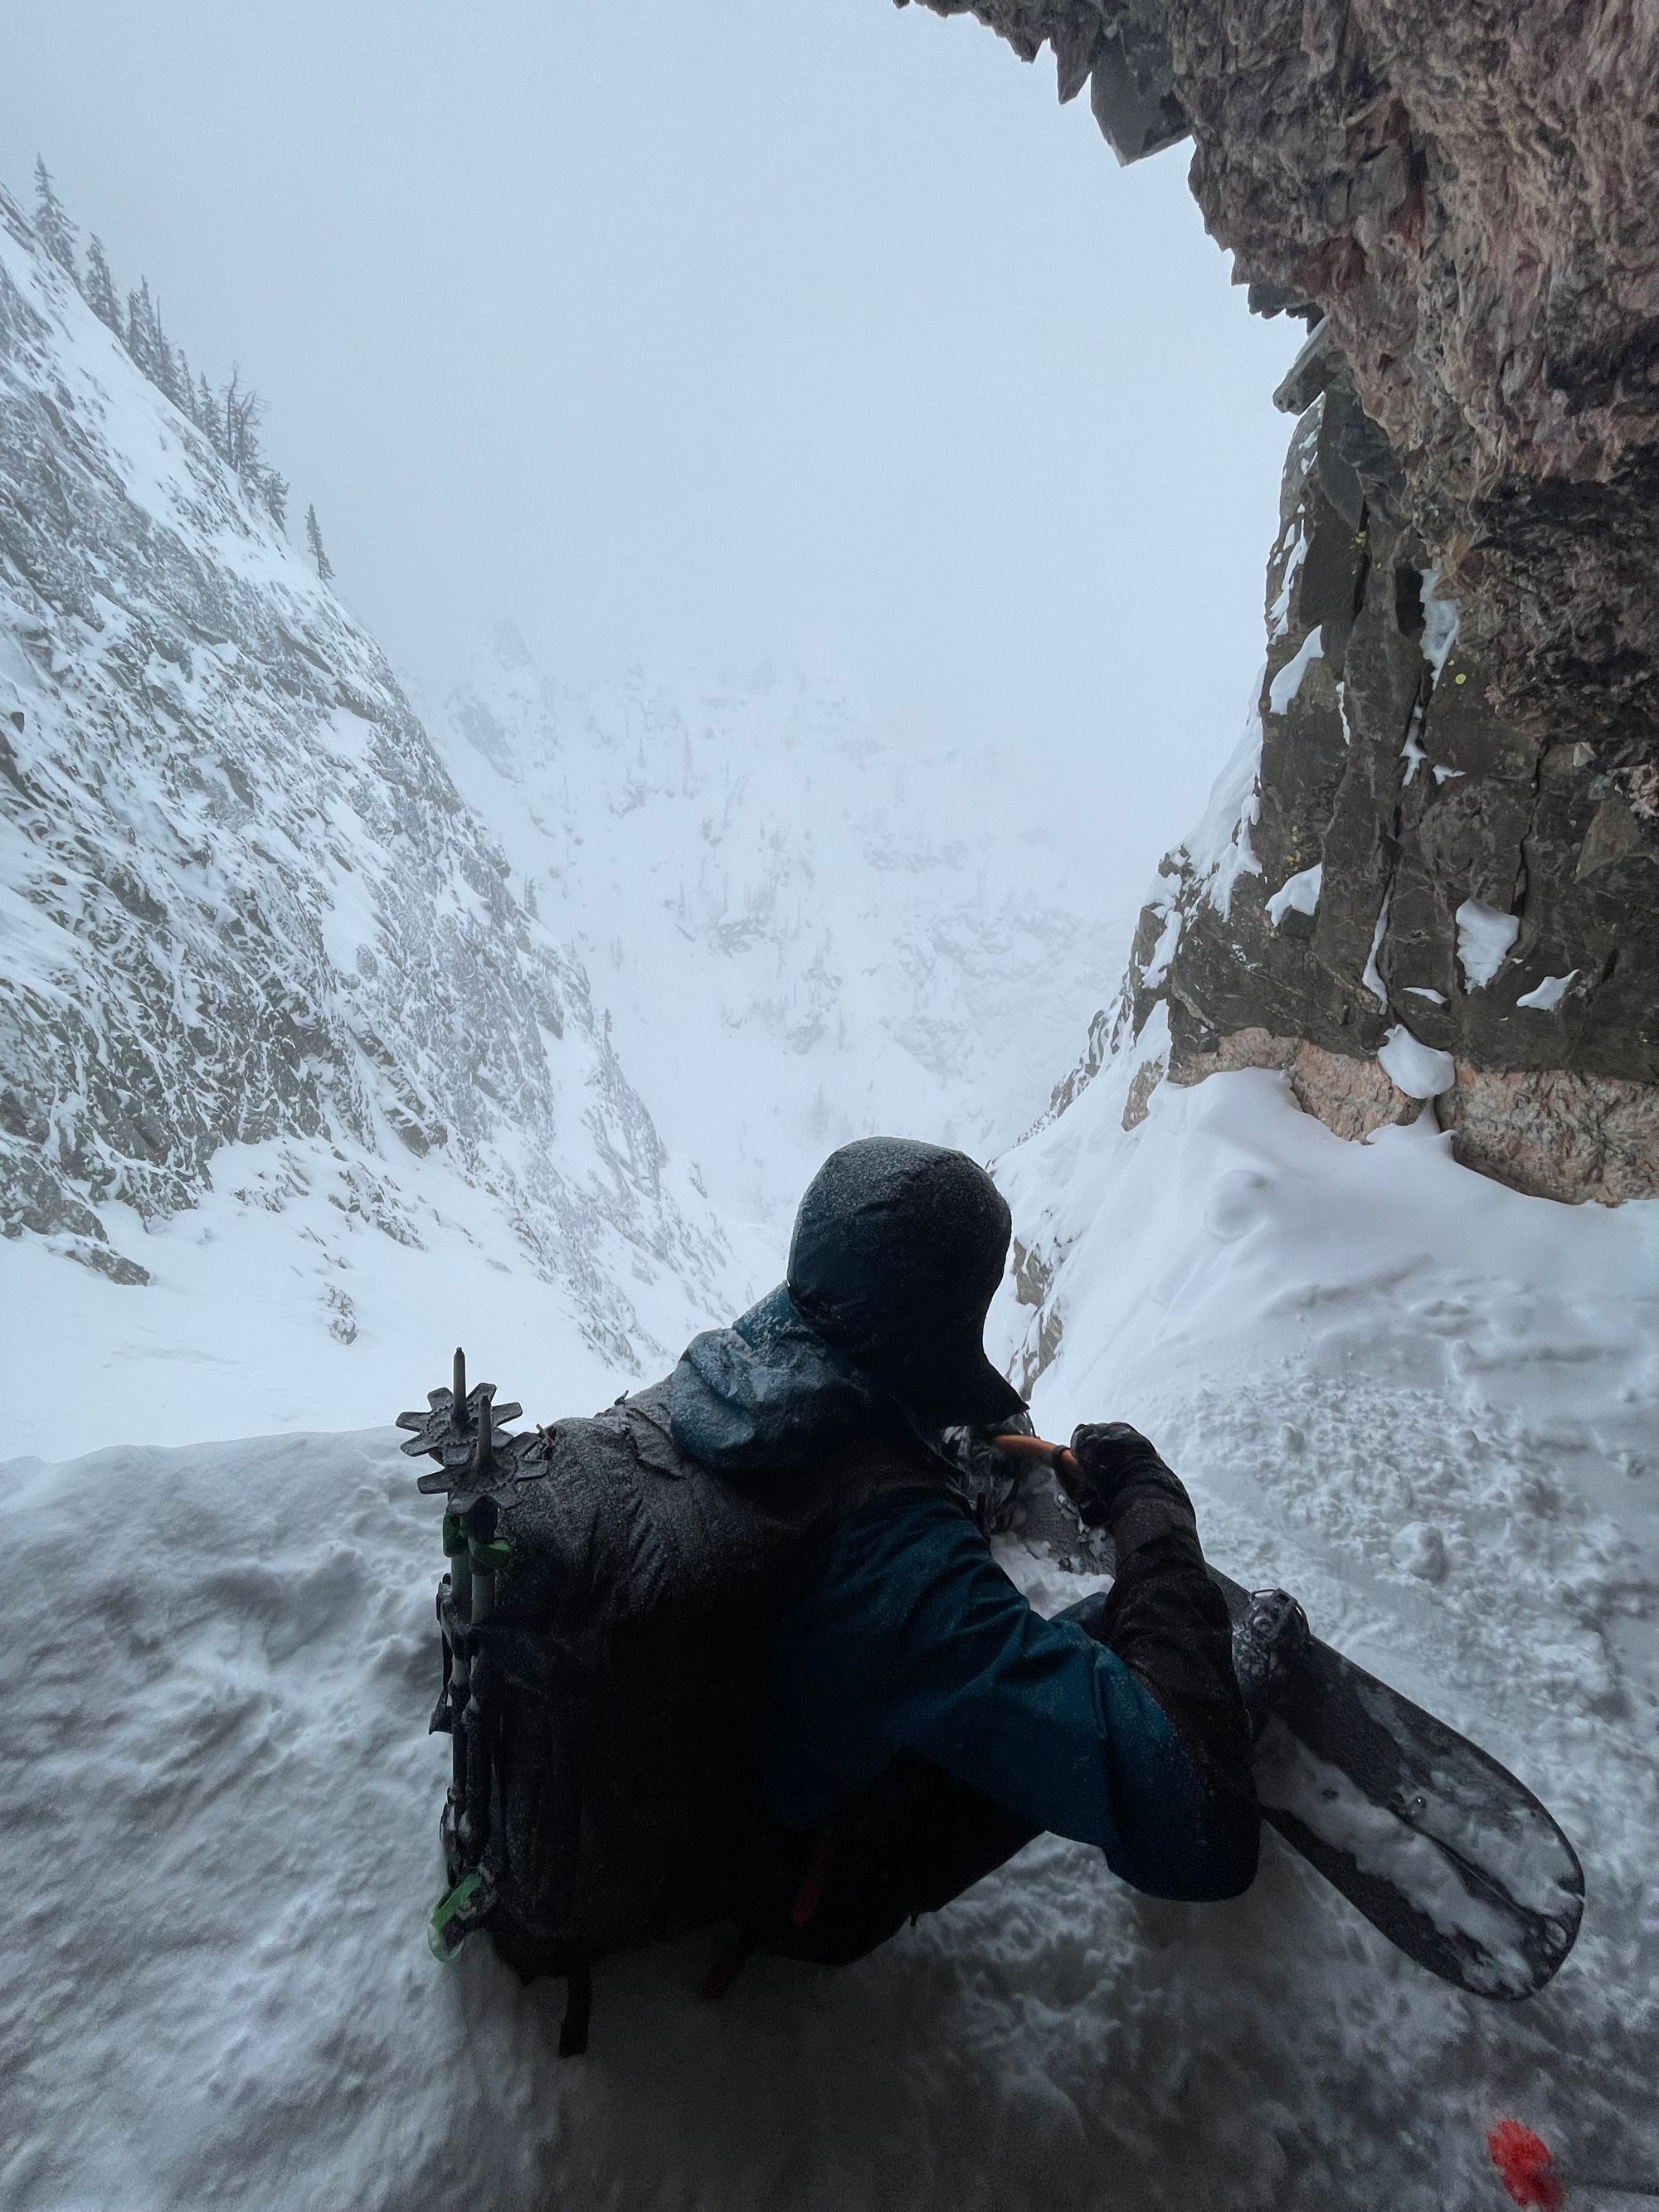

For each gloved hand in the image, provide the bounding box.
[1068,1422,1198,1559]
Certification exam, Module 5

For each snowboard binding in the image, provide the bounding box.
[1230,1587,1311,1738]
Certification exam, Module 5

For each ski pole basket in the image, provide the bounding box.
[396,1349,552,1962]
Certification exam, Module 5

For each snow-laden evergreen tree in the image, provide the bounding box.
[221,367,263,478]
[151,318,187,411]
[304,503,334,583]
[124,279,158,380]
[34,166,300,536]
[82,233,120,332]
[32,157,78,278]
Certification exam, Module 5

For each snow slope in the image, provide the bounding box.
[5,1062,1654,2212]
[436,625,1135,1253]
[1,163,1134,1460]
[0,191,738,1456]
[3,163,1656,2212]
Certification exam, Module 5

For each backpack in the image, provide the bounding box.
[397,1349,946,2054]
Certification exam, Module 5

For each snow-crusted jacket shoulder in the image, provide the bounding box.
[669,1284,900,1478]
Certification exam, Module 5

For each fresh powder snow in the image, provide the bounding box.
[1517,973,1580,1013]
[1265,862,1322,930]
[6,1062,1657,2212]
[1188,678,1267,919]
[1266,625,1324,715]
[1378,1023,1457,1099]
[3,153,1657,2212]
[1456,899,1523,991]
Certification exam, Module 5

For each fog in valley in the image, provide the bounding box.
[4,0,1300,892]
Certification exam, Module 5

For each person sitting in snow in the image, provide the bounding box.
[669,1136,1261,1964]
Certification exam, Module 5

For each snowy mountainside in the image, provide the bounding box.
[436,625,1135,1252]
[0,187,735,1456]
[5,159,1656,2212]
[5,1065,1655,2212]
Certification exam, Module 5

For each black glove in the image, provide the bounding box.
[1069,1426,1258,1883]
[1068,1422,1198,1560]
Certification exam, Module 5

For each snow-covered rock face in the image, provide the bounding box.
[437,630,1132,1250]
[1089,363,1658,1206]
[914,1,1659,732]
[0,176,1131,1457]
[0,187,731,1417]
[905,1,1659,1207]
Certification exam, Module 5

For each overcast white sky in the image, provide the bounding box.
[5,0,1301,883]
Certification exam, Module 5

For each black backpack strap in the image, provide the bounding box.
[558,1962,592,2058]
[738,1757,1039,1967]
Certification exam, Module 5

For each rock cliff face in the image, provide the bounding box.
[0,187,727,1362]
[904,0,1658,1200]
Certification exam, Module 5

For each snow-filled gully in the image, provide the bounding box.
[3,146,1657,2212]
[5,1065,1656,2212]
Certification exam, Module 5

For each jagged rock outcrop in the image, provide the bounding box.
[903,0,1658,1200]
[0,188,727,1359]
[1103,349,1658,1202]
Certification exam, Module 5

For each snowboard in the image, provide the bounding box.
[1000,1454,1585,2002]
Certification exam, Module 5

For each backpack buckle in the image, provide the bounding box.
[428,1865,496,1962]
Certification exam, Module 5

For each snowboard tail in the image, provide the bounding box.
[1210,1565,1584,2001]
[1005,1469,1584,2001]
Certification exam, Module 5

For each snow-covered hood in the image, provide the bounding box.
[669,1286,892,1477]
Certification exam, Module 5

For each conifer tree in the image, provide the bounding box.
[51,178,303,533]
[221,368,265,479]
[304,503,334,583]
[82,234,121,332]
[241,390,265,476]
[125,280,158,378]
[32,157,78,279]
[150,310,186,410]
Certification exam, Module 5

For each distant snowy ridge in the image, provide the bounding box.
[0,185,729,1393]
[436,625,1134,1242]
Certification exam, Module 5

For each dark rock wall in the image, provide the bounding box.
[902,0,1658,1200]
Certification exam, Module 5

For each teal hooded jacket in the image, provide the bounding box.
[671,1289,1259,1904]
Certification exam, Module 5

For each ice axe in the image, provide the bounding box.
[988,1428,1306,1714]
[989,1431,1087,1505]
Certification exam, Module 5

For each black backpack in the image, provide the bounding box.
[397,1350,945,2053]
